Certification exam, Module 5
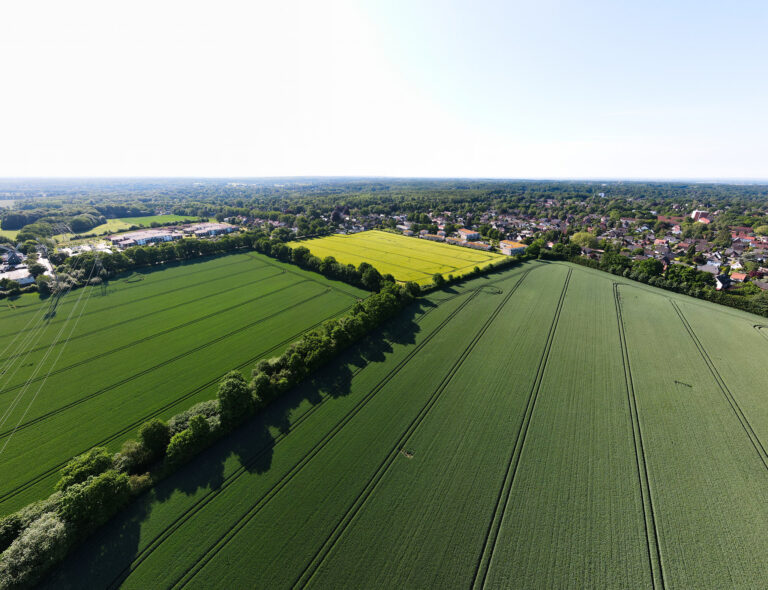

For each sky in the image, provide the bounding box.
[0,0,766,179]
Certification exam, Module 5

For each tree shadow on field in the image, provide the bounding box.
[40,297,427,589]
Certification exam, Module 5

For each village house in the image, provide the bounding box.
[498,240,527,256]
[730,272,748,282]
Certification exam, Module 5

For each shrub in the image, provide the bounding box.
[55,447,113,491]
[138,418,170,458]
[0,512,71,590]
[217,371,254,428]
[0,494,62,554]
[112,439,150,474]
[250,372,272,405]
[58,470,131,533]
[168,400,220,435]
[128,474,152,495]
[165,415,212,468]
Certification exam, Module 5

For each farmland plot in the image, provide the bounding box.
[0,253,365,514]
[304,266,571,588]
[618,284,768,587]
[481,270,650,589]
[290,230,505,284]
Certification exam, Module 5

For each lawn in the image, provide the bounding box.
[289,230,506,285]
[0,253,365,514]
[53,215,200,243]
[38,260,768,588]
[0,225,19,241]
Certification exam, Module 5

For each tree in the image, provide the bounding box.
[59,470,131,531]
[633,258,664,277]
[0,512,70,589]
[570,232,598,249]
[361,267,382,291]
[36,275,52,297]
[27,263,45,278]
[217,372,254,428]
[138,418,170,459]
[525,240,542,257]
[432,273,446,288]
[166,415,212,467]
[55,447,113,491]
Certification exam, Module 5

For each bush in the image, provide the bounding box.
[138,418,170,458]
[128,474,152,495]
[250,372,272,405]
[58,470,131,533]
[112,439,150,474]
[165,415,212,468]
[55,447,113,491]
[168,400,220,435]
[217,372,254,429]
[0,512,71,590]
[0,494,62,554]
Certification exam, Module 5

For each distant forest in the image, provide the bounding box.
[2,178,768,243]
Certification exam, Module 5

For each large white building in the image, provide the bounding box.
[499,240,527,255]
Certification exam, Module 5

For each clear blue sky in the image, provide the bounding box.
[0,0,765,179]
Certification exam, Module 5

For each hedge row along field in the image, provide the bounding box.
[289,230,506,285]
[39,259,768,588]
[0,253,365,515]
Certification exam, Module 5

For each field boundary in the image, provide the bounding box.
[671,300,768,471]
[0,297,355,511]
[290,269,534,589]
[250,253,364,300]
[613,284,665,589]
[470,268,571,590]
[102,282,497,588]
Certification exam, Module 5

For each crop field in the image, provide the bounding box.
[38,259,768,589]
[0,252,365,514]
[289,230,506,284]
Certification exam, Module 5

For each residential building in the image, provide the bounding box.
[499,240,527,256]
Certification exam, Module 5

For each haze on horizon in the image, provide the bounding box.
[1,0,766,180]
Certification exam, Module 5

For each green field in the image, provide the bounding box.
[39,260,768,588]
[289,230,506,284]
[0,225,19,241]
[0,253,365,514]
[54,215,200,243]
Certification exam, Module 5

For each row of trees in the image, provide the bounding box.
[0,277,416,588]
[51,230,402,297]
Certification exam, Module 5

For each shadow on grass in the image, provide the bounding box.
[40,299,428,590]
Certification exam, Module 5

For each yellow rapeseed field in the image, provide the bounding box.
[289,230,506,284]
